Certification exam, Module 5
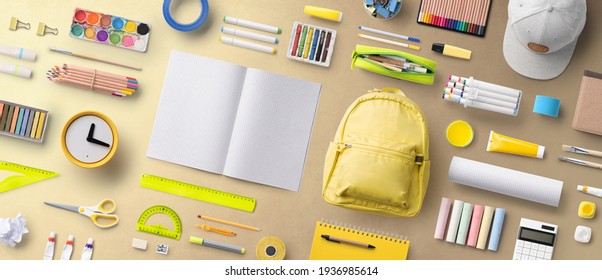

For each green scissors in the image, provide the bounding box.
[44,198,119,228]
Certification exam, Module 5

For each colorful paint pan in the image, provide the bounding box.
[0,100,48,143]
[70,8,150,52]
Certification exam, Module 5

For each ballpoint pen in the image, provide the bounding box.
[321,234,375,249]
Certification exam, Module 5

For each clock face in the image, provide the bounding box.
[62,112,118,168]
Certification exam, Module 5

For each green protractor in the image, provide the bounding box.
[136,205,182,240]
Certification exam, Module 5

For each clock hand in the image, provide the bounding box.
[87,123,96,140]
[87,137,110,147]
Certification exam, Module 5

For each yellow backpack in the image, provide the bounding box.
[322,88,430,217]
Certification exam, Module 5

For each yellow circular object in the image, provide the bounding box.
[446,120,474,147]
[256,236,286,260]
[124,21,137,33]
[61,111,119,168]
[578,201,596,219]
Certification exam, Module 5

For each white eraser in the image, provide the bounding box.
[132,238,148,250]
[574,226,591,243]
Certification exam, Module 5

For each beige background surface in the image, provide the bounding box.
[1,0,602,260]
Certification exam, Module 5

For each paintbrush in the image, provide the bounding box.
[562,145,602,158]
[49,47,141,71]
[559,156,602,170]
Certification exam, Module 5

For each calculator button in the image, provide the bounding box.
[516,240,524,247]
[523,241,532,249]
[538,244,547,251]
[545,246,553,253]
[537,251,545,258]
[514,253,522,260]
[521,255,530,260]
[529,250,538,257]
[529,256,536,260]
[522,247,530,255]
[544,252,552,260]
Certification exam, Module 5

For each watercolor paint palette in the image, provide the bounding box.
[0,100,48,143]
[70,8,151,52]
[286,22,337,67]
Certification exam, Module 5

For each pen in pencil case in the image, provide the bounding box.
[47,64,138,97]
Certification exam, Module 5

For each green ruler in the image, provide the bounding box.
[139,173,256,212]
[0,161,58,193]
[136,205,182,240]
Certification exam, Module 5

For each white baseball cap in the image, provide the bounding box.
[503,0,586,80]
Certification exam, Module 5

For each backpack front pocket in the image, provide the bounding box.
[331,134,417,208]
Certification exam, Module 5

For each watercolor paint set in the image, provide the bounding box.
[70,8,151,52]
[287,22,337,67]
[0,100,48,143]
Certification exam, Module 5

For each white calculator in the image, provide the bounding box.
[513,218,558,260]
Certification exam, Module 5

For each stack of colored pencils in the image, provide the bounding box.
[46,64,137,97]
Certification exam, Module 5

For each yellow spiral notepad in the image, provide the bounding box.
[309,220,410,260]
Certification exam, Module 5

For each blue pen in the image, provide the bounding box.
[309,28,320,60]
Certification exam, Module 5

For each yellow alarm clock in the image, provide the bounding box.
[61,111,118,168]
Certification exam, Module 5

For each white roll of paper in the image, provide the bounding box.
[448,156,563,207]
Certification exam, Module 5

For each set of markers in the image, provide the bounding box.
[442,75,522,116]
[219,16,280,54]
[0,44,36,78]
[434,197,506,252]
[287,22,337,67]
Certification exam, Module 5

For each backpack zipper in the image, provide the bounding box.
[339,142,419,163]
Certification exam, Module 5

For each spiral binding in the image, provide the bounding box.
[319,219,408,243]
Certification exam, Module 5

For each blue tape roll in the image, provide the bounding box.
[533,95,560,117]
[163,0,209,32]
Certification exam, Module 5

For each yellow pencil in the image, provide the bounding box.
[197,215,261,231]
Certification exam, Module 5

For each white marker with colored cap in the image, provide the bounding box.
[0,44,36,61]
[221,26,278,44]
[223,16,281,34]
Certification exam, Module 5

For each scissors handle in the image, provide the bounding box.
[93,198,116,213]
[88,213,119,228]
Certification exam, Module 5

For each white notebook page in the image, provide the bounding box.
[146,50,247,174]
[223,69,321,191]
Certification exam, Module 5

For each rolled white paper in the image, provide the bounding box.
[448,156,563,207]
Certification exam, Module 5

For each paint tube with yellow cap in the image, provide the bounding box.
[486,131,545,159]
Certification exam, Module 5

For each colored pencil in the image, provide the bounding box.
[47,64,137,97]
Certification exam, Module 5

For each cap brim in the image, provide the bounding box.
[503,20,576,80]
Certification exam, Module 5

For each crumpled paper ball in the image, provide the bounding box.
[0,213,29,247]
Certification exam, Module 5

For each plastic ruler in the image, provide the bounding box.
[139,173,256,212]
[0,161,58,193]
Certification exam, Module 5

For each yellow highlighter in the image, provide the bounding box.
[432,43,472,60]
[304,6,343,22]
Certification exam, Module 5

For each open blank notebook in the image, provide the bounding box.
[147,50,322,191]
